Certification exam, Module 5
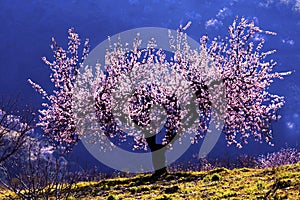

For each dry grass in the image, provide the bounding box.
[1,162,299,199]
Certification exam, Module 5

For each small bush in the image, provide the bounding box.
[256,182,265,190]
[221,191,237,198]
[107,194,117,200]
[275,179,292,189]
[157,194,172,200]
[165,185,179,194]
[102,184,109,190]
[140,186,150,192]
[130,186,137,194]
[203,175,211,183]
[211,173,222,181]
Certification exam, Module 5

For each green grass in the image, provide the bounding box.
[1,162,300,199]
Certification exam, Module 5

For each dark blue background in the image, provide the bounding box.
[0,0,299,171]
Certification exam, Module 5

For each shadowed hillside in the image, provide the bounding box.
[1,162,299,199]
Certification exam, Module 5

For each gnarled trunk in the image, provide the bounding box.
[145,135,167,176]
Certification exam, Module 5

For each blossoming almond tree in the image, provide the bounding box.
[28,28,89,152]
[30,18,291,175]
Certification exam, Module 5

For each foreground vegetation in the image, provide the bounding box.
[1,162,299,199]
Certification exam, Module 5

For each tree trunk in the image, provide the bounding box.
[145,135,168,177]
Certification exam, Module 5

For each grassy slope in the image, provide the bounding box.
[1,162,299,199]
